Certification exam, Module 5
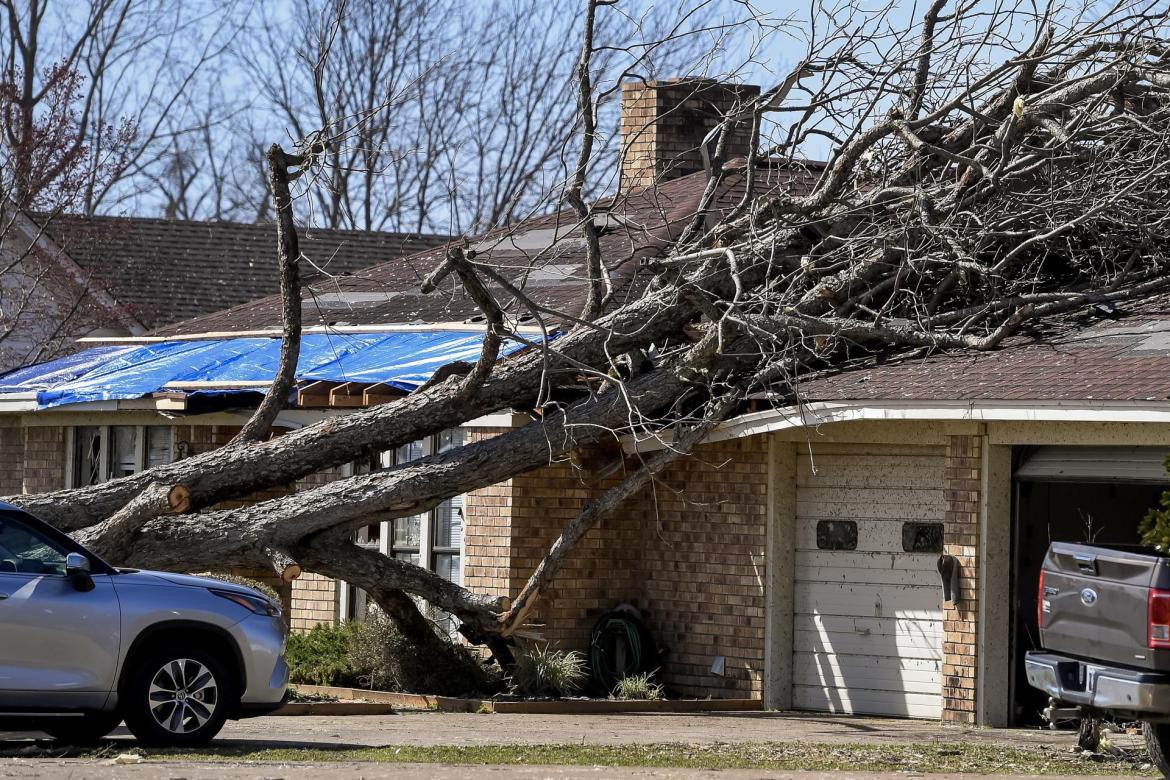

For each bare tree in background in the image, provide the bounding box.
[226,0,734,234]
[0,0,245,215]
[12,0,1170,668]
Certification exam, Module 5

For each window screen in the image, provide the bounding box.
[902,522,944,553]
[816,520,857,550]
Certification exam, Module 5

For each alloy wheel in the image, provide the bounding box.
[146,658,219,734]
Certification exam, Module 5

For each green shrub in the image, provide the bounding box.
[612,671,664,701]
[1142,462,1170,551]
[510,645,586,698]
[285,622,359,686]
[194,572,282,604]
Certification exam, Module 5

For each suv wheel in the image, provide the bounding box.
[44,712,123,745]
[122,644,233,747]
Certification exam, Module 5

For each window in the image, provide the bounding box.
[68,426,174,487]
[0,515,70,576]
[902,522,944,553]
[340,429,466,628]
[816,520,858,550]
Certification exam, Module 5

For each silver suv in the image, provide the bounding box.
[0,501,288,746]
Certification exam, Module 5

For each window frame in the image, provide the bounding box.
[65,425,175,489]
[339,429,467,624]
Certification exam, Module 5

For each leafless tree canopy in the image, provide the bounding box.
[11,0,1170,661]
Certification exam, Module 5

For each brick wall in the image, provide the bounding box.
[508,457,640,651]
[619,79,759,191]
[638,435,769,698]
[464,427,515,600]
[942,434,981,723]
[22,426,64,493]
[289,572,338,631]
[505,434,769,698]
[0,425,24,495]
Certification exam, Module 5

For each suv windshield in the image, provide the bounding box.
[0,516,70,576]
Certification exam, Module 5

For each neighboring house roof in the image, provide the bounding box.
[794,296,1170,404]
[36,215,452,330]
[151,161,820,337]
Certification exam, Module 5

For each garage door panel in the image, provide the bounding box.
[798,457,946,489]
[795,551,935,571]
[795,613,943,640]
[796,497,944,521]
[794,628,943,659]
[795,519,943,552]
[793,685,943,719]
[793,654,942,692]
[796,564,943,586]
[797,487,944,510]
[793,582,942,617]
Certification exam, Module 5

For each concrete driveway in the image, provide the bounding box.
[2,710,1112,750]
[0,711,1149,779]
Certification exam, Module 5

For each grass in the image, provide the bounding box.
[142,740,1158,775]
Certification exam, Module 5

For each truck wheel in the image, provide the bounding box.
[1144,722,1170,777]
[43,712,122,745]
[122,644,233,747]
[1077,718,1101,752]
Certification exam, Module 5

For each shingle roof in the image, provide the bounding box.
[795,296,1170,403]
[38,215,452,330]
[151,161,821,337]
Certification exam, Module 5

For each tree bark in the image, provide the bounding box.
[232,144,303,445]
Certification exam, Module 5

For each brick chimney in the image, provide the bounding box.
[618,78,761,192]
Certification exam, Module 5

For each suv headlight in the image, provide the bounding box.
[211,588,282,617]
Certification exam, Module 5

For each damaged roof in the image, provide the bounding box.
[794,296,1170,403]
[150,161,821,337]
[38,214,452,330]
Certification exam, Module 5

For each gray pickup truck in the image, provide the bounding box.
[1027,540,1170,774]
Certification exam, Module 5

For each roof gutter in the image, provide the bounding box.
[625,398,1170,452]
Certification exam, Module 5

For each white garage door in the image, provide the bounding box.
[792,446,946,719]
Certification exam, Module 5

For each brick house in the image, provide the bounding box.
[2,78,1167,729]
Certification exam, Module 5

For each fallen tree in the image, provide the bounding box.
[10,0,1170,657]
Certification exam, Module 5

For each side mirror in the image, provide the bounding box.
[65,552,94,592]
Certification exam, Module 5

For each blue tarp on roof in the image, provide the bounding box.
[0,330,530,409]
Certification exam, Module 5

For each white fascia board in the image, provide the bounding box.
[0,393,39,412]
[462,412,531,429]
[625,399,1170,452]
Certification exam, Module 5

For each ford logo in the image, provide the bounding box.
[1080,588,1098,606]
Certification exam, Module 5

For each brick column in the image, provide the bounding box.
[942,434,981,723]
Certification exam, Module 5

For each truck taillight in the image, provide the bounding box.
[1037,570,1047,629]
[1149,589,1170,648]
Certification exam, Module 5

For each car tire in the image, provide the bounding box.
[122,643,234,747]
[1144,722,1170,777]
[43,712,123,745]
